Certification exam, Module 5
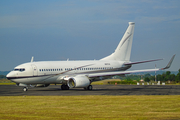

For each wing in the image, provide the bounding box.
[87,55,175,78]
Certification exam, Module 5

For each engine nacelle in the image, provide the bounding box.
[67,76,90,88]
[35,84,50,87]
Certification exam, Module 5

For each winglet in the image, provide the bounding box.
[161,54,175,70]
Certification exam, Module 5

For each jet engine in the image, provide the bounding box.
[67,76,90,88]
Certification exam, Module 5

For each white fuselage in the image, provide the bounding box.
[6,22,136,90]
[7,60,131,85]
[6,22,173,91]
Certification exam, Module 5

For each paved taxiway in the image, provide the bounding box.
[1,85,180,96]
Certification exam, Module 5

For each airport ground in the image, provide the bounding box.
[1,85,180,119]
[1,84,180,96]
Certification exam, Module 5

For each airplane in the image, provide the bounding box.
[6,22,175,91]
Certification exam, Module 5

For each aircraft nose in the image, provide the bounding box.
[6,72,15,80]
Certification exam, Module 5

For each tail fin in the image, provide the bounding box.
[101,22,135,61]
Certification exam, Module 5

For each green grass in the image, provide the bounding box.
[0,96,180,120]
[92,79,121,85]
[0,79,15,85]
[0,83,15,85]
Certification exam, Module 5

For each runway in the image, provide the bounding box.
[1,85,180,96]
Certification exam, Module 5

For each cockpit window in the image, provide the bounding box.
[14,68,25,72]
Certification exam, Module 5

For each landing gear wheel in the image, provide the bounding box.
[61,85,65,90]
[84,85,93,90]
[23,87,28,92]
[87,85,92,90]
[61,85,69,90]
[65,85,69,90]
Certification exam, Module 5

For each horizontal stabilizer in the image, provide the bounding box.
[124,58,163,65]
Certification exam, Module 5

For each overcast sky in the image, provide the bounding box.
[0,0,180,71]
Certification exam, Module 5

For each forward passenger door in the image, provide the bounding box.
[31,64,38,76]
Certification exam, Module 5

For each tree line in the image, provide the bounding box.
[113,69,180,83]
[0,75,6,79]
[144,69,180,83]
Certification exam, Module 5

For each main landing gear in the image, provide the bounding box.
[23,87,28,91]
[61,84,69,90]
[84,85,93,90]
[61,84,93,90]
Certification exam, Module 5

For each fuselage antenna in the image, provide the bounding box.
[31,56,34,62]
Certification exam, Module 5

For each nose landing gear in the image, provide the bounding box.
[23,87,28,91]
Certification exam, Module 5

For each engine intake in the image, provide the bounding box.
[67,76,90,88]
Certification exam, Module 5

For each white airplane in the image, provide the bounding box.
[6,22,175,91]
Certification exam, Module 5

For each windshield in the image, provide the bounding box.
[14,68,25,72]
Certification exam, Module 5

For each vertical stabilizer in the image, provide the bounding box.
[101,22,135,61]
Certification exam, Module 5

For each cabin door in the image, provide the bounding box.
[31,64,38,76]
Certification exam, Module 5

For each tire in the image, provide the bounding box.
[61,85,65,90]
[65,85,69,90]
[61,85,69,90]
[87,85,92,90]
[23,87,28,91]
